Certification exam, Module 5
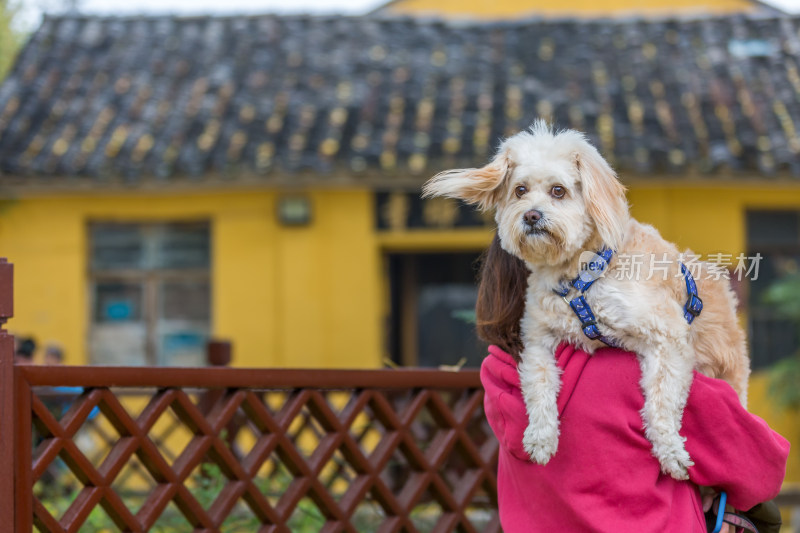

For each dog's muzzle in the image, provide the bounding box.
[523,209,547,235]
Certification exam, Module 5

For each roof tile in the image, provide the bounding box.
[1,14,799,183]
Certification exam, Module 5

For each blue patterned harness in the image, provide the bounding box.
[553,248,703,347]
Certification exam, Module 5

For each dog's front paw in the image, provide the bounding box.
[656,442,694,480]
[523,425,559,464]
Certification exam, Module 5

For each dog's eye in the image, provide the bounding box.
[551,185,566,199]
[514,185,528,198]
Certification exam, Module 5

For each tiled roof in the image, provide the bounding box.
[0,14,799,184]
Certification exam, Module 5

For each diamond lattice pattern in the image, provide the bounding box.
[28,378,499,532]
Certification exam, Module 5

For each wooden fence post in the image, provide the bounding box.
[0,258,14,528]
[206,339,232,366]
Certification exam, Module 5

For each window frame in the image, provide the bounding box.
[746,210,800,370]
[88,221,212,366]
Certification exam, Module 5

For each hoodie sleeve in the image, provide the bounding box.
[480,350,532,462]
[683,372,790,511]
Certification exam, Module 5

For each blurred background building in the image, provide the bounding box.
[1,0,800,475]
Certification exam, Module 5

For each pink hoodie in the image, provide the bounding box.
[481,344,790,532]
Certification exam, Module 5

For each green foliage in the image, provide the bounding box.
[451,309,476,324]
[35,460,452,531]
[767,355,800,411]
[761,274,800,320]
[761,273,800,410]
[36,461,329,532]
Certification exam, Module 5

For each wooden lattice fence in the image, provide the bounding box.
[0,259,500,532]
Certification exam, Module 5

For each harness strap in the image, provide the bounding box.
[555,250,704,347]
[570,247,615,293]
[554,248,617,348]
[681,263,704,324]
[554,247,615,298]
[721,512,760,533]
[568,295,619,348]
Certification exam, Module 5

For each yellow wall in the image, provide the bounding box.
[382,0,758,19]
[627,182,800,256]
[0,189,383,369]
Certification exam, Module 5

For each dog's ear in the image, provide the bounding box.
[422,150,512,212]
[574,142,629,250]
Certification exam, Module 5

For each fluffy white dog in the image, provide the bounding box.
[423,121,749,479]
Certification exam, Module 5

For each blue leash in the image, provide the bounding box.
[712,492,727,533]
[554,249,704,346]
[710,491,762,533]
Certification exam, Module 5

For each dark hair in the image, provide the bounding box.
[16,337,36,359]
[475,233,529,361]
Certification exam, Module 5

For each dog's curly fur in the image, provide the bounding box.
[423,121,749,480]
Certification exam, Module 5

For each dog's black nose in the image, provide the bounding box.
[524,210,543,225]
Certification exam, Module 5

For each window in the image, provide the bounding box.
[89,222,211,366]
[746,210,800,370]
[387,252,487,368]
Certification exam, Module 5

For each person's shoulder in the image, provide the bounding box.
[487,345,517,365]
[482,345,519,388]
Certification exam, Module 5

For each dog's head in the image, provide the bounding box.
[422,121,629,266]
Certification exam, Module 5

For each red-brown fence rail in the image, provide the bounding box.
[0,260,500,533]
